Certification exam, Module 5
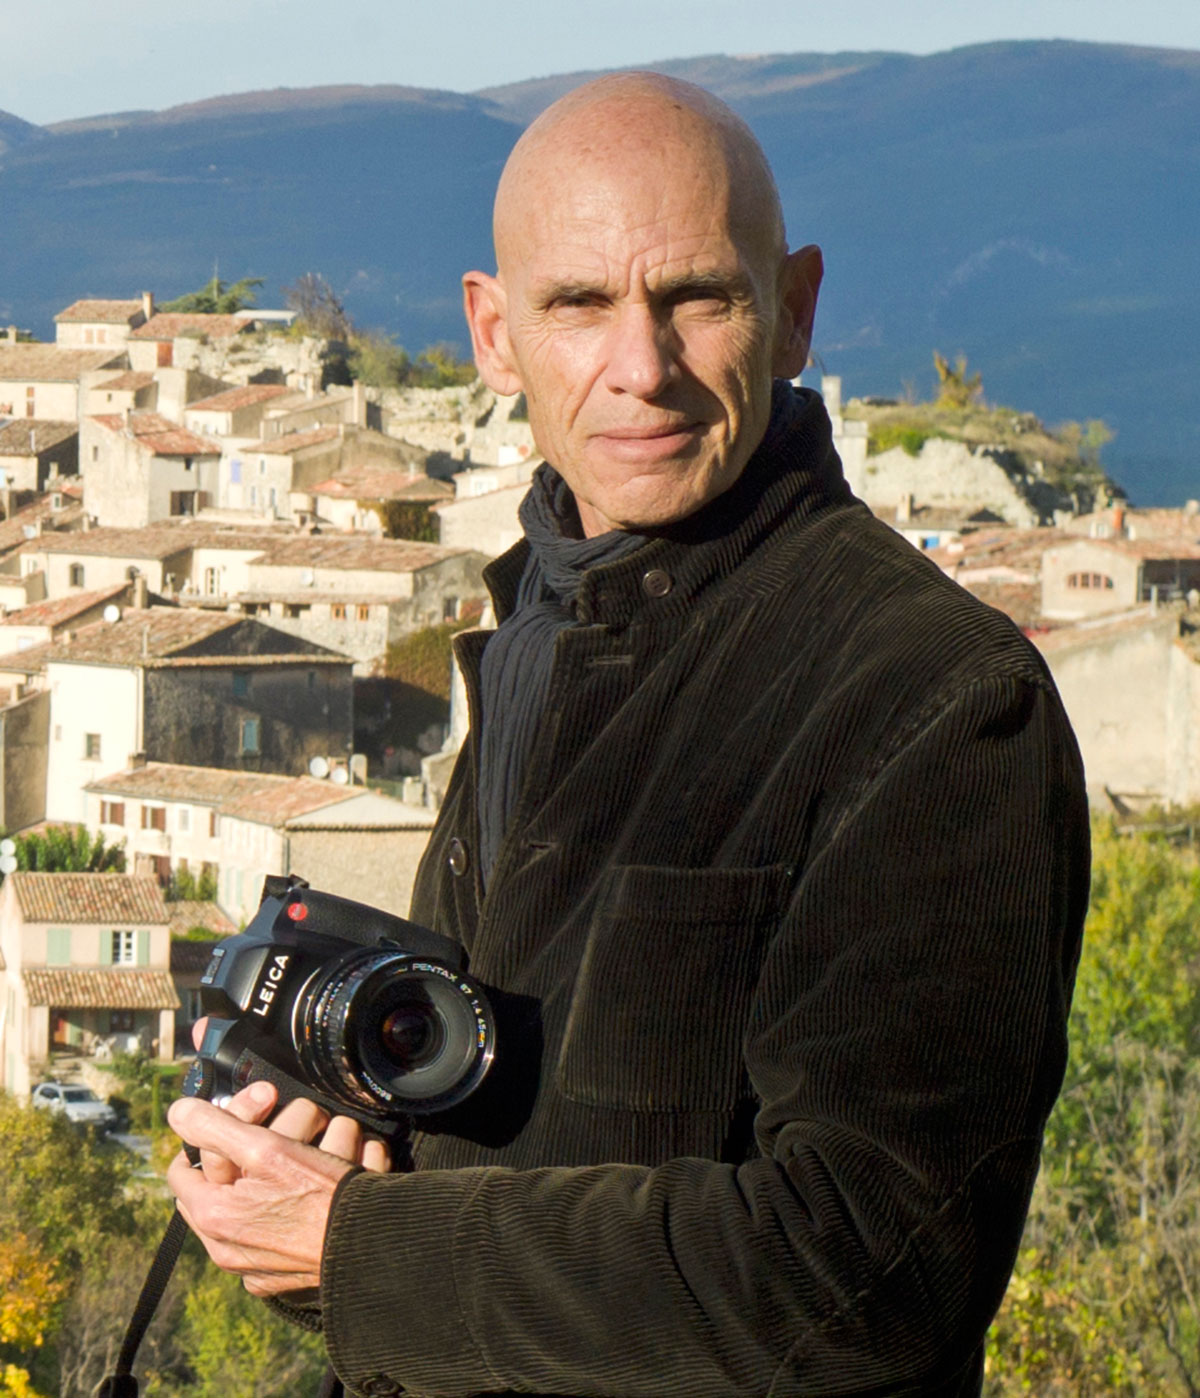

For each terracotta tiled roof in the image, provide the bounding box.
[256,425,341,455]
[93,371,156,392]
[55,299,145,325]
[0,420,78,455]
[168,900,236,940]
[186,384,291,413]
[86,761,358,826]
[1045,535,1200,562]
[0,583,127,629]
[91,412,218,457]
[9,871,168,924]
[250,534,464,572]
[129,313,253,341]
[23,967,179,1010]
[311,465,451,502]
[927,528,1072,579]
[34,520,285,558]
[0,345,124,382]
[0,496,85,557]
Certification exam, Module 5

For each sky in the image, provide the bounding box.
[3,0,1200,126]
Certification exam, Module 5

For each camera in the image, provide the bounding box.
[183,876,495,1135]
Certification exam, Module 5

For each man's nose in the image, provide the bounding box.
[602,305,679,398]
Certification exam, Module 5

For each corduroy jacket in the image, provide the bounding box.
[316,386,1090,1397]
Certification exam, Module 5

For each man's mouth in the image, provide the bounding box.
[591,422,704,458]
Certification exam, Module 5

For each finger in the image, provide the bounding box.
[168,1095,278,1177]
[318,1114,363,1162]
[191,1016,209,1052]
[268,1096,332,1143]
[362,1138,391,1173]
[196,1081,279,1185]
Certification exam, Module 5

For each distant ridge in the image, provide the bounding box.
[1,40,1197,502]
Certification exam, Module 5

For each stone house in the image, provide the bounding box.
[0,344,124,422]
[0,687,50,831]
[0,872,177,1098]
[81,411,222,528]
[1041,538,1200,620]
[126,312,255,373]
[436,481,527,558]
[307,462,453,535]
[182,382,292,438]
[53,297,149,349]
[235,535,488,667]
[83,370,158,417]
[220,425,342,519]
[0,420,78,492]
[0,605,354,823]
[83,761,435,923]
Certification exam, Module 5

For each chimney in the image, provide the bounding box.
[821,375,843,417]
[141,291,154,322]
[129,750,147,770]
[352,380,367,427]
[1112,505,1125,536]
[132,573,149,610]
[897,492,913,524]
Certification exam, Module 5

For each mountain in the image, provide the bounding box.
[1,42,1197,502]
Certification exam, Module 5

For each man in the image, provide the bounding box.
[168,74,1089,1397]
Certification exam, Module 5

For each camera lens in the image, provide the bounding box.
[379,999,445,1069]
[297,949,494,1115]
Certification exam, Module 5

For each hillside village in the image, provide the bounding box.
[0,292,1195,1097]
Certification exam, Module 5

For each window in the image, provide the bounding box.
[331,603,347,621]
[442,596,459,622]
[84,732,102,760]
[268,487,277,509]
[232,671,250,699]
[178,806,191,833]
[209,810,220,838]
[249,486,257,506]
[259,459,267,476]
[26,386,34,399]
[99,799,125,826]
[356,604,370,622]
[141,804,166,832]
[111,930,135,965]
[91,445,99,463]
[240,717,261,755]
[110,1009,135,1032]
[151,855,171,884]
[230,458,242,485]
[1066,572,1114,591]
[69,563,85,587]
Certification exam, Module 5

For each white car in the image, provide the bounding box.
[30,1081,119,1132]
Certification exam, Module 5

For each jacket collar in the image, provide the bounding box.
[482,383,850,629]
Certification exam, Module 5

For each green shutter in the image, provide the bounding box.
[47,928,71,965]
[137,929,150,966]
[101,929,112,964]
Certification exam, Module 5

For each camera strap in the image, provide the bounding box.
[93,1206,190,1398]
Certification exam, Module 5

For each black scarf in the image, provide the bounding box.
[477,470,647,884]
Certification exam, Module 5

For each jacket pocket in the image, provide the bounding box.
[556,862,793,1111]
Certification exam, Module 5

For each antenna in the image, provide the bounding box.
[308,755,330,779]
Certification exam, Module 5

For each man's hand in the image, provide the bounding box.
[167,1079,389,1296]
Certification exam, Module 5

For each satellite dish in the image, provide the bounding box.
[301,568,315,586]
[0,854,17,875]
[0,838,15,856]
[308,755,330,779]
[103,604,121,623]
[330,766,349,786]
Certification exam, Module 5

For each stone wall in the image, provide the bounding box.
[857,438,1075,527]
[0,689,48,831]
[285,824,435,919]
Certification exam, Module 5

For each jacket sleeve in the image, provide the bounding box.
[319,673,1089,1397]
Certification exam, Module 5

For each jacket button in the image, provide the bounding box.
[357,1377,402,1396]
[447,838,470,876]
[642,568,672,598]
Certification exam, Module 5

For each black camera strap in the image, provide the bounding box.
[93,1206,190,1398]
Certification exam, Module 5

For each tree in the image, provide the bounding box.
[986,822,1200,1394]
[159,275,264,315]
[0,825,124,881]
[282,272,354,342]
[932,350,983,409]
[167,865,217,902]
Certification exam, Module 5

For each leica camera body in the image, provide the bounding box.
[184,877,495,1135]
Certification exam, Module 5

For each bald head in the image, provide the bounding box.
[462,72,821,536]
[494,73,786,277]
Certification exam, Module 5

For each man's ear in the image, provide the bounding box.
[462,270,523,397]
[771,244,824,379]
